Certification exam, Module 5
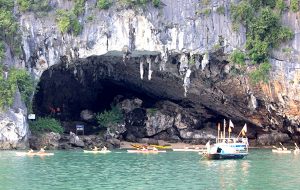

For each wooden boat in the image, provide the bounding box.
[16,152,54,156]
[202,138,249,160]
[127,149,166,153]
[83,150,111,154]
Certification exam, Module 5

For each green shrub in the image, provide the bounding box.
[98,0,111,9]
[275,0,286,13]
[147,108,157,116]
[0,66,35,110]
[230,1,254,26]
[216,6,225,15]
[249,62,272,83]
[17,0,30,12]
[87,15,94,21]
[188,56,195,65]
[96,106,124,128]
[29,117,64,134]
[291,0,299,12]
[32,0,52,12]
[17,0,52,13]
[119,0,160,8]
[246,7,293,63]
[230,50,246,65]
[152,0,160,7]
[230,1,294,83]
[73,0,85,16]
[246,39,269,63]
[0,41,4,62]
[56,10,82,35]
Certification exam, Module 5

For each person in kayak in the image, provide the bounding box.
[38,147,46,154]
[92,146,99,151]
[28,149,34,153]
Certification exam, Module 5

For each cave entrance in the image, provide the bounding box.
[32,59,158,134]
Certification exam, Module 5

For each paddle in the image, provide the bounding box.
[279,142,287,150]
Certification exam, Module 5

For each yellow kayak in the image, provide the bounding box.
[130,144,148,149]
[150,145,172,149]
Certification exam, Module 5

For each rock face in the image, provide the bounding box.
[0,89,29,150]
[29,132,61,150]
[0,109,29,149]
[145,110,174,136]
[2,0,300,148]
[29,132,120,150]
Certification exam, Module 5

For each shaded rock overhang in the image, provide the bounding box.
[33,51,262,131]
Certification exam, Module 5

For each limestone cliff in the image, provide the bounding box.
[2,0,300,147]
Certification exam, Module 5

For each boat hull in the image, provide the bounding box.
[204,153,247,160]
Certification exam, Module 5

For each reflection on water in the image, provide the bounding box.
[202,159,250,189]
[0,150,300,190]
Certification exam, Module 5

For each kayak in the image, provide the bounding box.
[130,144,148,149]
[150,145,172,149]
[83,150,111,153]
[16,152,54,156]
[272,149,292,153]
[127,150,166,153]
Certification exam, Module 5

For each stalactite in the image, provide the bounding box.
[201,53,209,71]
[179,54,188,75]
[140,57,144,80]
[183,69,192,97]
[147,56,152,80]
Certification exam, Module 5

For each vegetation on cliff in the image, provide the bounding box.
[0,0,21,58]
[230,0,294,83]
[118,0,161,7]
[56,0,85,35]
[96,106,124,128]
[29,117,64,134]
[0,66,35,110]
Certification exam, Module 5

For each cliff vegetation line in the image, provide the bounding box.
[230,0,294,83]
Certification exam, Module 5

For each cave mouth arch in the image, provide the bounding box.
[32,53,230,135]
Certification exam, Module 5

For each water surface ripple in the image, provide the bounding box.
[0,149,299,190]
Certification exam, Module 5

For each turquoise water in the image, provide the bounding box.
[0,149,300,190]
